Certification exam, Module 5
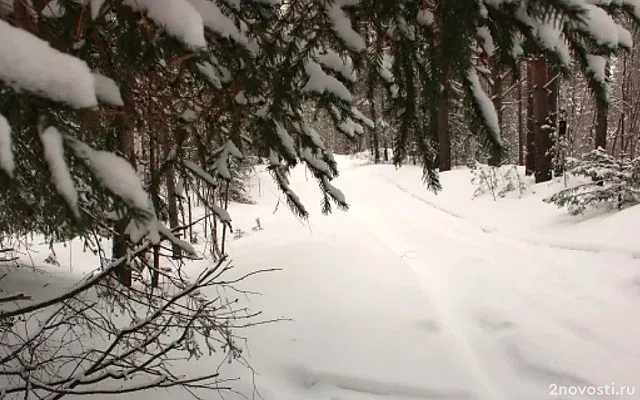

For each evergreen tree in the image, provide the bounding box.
[1,0,640,397]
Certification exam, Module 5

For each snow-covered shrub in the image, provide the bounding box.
[544,149,640,215]
[470,163,527,200]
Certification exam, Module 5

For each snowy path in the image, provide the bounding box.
[337,166,640,400]
[346,172,510,400]
[95,160,640,400]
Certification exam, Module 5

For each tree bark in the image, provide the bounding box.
[595,102,608,151]
[437,59,452,171]
[367,79,380,163]
[148,78,161,287]
[525,62,536,175]
[489,59,503,166]
[531,58,552,183]
[555,115,567,176]
[548,66,560,176]
[517,62,525,166]
[162,126,182,259]
[112,76,135,287]
[383,139,389,162]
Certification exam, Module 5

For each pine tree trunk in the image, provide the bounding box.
[187,185,193,242]
[548,66,560,176]
[220,182,230,256]
[489,59,503,167]
[144,78,163,287]
[437,59,452,171]
[525,62,536,175]
[162,126,181,259]
[368,80,380,164]
[211,191,220,258]
[595,101,608,151]
[517,62,525,166]
[555,116,567,176]
[531,57,552,183]
[148,122,161,287]
[383,140,389,162]
[620,54,628,156]
[112,220,130,286]
[112,78,134,287]
[151,245,160,288]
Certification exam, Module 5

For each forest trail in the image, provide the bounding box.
[90,158,640,400]
[312,164,640,400]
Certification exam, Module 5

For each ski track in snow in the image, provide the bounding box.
[339,166,640,400]
[386,174,640,259]
[346,172,507,400]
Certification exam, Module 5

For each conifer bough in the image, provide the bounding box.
[0,0,639,398]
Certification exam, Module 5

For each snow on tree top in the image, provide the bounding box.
[67,138,152,214]
[92,73,124,107]
[477,26,495,57]
[315,50,357,82]
[187,0,252,48]
[0,19,97,108]
[351,107,374,128]
[40,127,80,219]
[124,0,206,49]
[302,124,326,150]
[467,68,503,145]
[585,55,609,99]
[303,59,352,101]
[275,121,297,159]
[516,8,571,66]
[326,2,366,51]
[580,3,632,48]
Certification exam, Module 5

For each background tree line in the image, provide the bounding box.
[314,12,640,188]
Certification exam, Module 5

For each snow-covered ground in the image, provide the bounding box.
[4,155,640,399]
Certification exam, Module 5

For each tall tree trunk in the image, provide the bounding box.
[437,59,452,171]
[152,245,160,288]
[531,57,552,183]
[186,184,193,242]
[595,102,608,151]
[113,81,134,287]
[368,81,380,164]
[595,59,610,152]
[148,83,160,288]
[489,59,503,166]
[162,126,181,259]
[220,182,230,255]
[149,147,160,287]
[517,62,525,166]
[555,113,567,176]
[383,139,389,162]
[548,66,560,176]
[525,62,536,175]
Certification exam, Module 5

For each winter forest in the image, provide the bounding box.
[1,0,640,399]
